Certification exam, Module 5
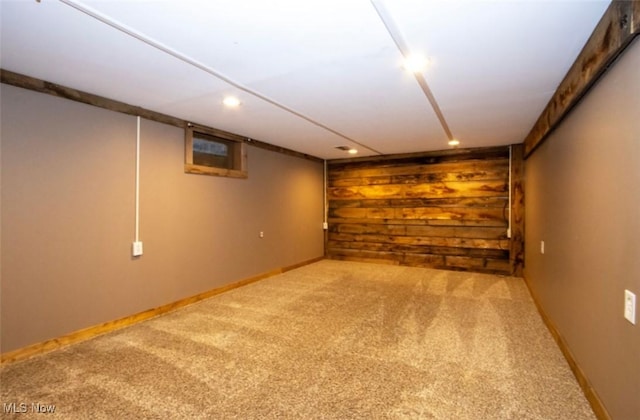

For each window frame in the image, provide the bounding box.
[184,124,248,179]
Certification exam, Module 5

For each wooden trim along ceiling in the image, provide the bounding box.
[0,69,323,164]
[523,0,640,158]
[0,257,325,366]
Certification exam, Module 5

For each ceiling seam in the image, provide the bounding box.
[370,0,455,141]
[57,0,383,155]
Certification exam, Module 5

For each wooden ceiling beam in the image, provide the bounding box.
[523,0,640,158]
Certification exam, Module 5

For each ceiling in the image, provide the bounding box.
[1,0,610,159]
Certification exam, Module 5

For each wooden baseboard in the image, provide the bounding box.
[522,272,610,420]
[0,256,324,365]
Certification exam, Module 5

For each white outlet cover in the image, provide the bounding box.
[540,241,545,254]
[624,290,636,325]
[132,241,144,257]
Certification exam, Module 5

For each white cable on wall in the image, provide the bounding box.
[508,145,512,239]
[131,116,144,257]
[135,116,140,242]
[323,160,328,230]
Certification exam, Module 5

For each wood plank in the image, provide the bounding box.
[329,217,507,228]
[328,180,507,200]
[329,158,508,180]
[390,169,506,185]
[330,221,507,236]
[329,206,505,222]
[328,207,396,219]
[330,223,407,235]
[393,235,509,250]
[523,1,640,157]
[330,176,393,187]
[484,258,512,273]
[509,144,525,276]
[328,146,508,166]
[405,225,506,240]
[328,249,446,267]
[396,207,505,222]
[329,168,507,187]
[403,180,507,199]
[328,184,404,200]
[328,240,509,259]
[444,256,511,274]
[327,249,402,264]
[329,197,508,209]
[328,254,400,266]
[328,232,509,250]
[400,253,447,268]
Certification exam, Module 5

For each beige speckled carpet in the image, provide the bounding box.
[1,260,594,419]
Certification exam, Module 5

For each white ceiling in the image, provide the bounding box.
[1,0,610,159]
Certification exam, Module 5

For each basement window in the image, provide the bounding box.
[185,125,247,178]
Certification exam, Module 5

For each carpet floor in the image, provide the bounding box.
[1,260,594,419]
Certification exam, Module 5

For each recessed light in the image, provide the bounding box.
[223,96,241,107]
[402,53,429,73]
[335,146,358,155]
[448,139,460,147]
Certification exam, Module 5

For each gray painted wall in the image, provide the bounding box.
[1,84,324,353]
[525,39,640,419]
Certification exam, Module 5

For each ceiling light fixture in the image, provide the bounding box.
[223,96,241,108]
[371,0,455,145]
[335,146,358,155]
[402,53,429,73]
[59,0,382,156]
[448,139,460,147]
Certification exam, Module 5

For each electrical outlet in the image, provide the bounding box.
[323,222,328,230]
[624,290,636,325]
[259,231,264,238]
[132,241,143,257]
[540,241,545,254]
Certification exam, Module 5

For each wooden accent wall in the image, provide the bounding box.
[327,147,513,274]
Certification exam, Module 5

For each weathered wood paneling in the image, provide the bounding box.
[523,1,640,157]
[327,147,514,274]
[510,144,525,276]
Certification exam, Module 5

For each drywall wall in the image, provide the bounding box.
[0,84,324,353]
[525,39,640,419]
